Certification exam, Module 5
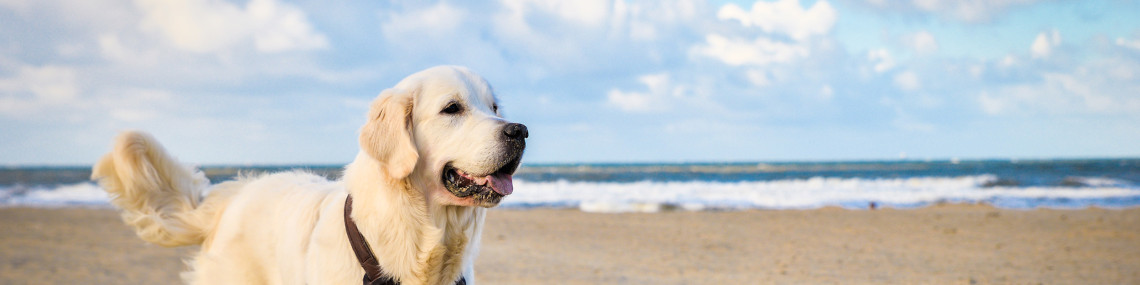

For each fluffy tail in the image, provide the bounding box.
[91,131,214,247]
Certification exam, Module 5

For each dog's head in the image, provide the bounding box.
[359,66,527,207]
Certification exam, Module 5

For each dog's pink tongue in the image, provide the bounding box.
[488,173,513,195]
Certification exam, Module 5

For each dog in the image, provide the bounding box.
[91,66,527,285]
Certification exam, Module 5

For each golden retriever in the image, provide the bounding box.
[91,66,527,285]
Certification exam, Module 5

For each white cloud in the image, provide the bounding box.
[1038,72,1137,113]
[1102,59,1136,81]
[819,84,834,101]
[858,0,1042,23]
[134,0,328,54]
[868,48,895,73]
[893,70,921,91]
[134,0,246,53]
[905,30,938,55]
[969,64,985,78]
[0,0,29,10]
[746,69,771,86]
[97,33,161,66]
[979,72,1140,115]
[607,73,686,112]
[1116,37,1140,51]
[607,89,655,112]
[693,34,809,66]
[999,55,1017,68]
[102,89,178,122]
[493,0,607,52]
[0,65,181,123]
[487,0,703,68]
[381,3,468,39]
[694,0,834,77]
[610,0,700,41]
[978,90,1019,115]
[6,0,1139,164]
[0,65,79,117]
[717,0,837,41]
[501,0,611,27]
[1030,30,1060,59]
[245,0,329,52]
[1030,36,1047,58]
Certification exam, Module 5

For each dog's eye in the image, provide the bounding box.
[492,104,498,114]
[441,102,462,115]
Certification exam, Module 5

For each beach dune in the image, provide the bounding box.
[2,205,1138,284]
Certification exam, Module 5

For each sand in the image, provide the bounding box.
[1,205,1137,284]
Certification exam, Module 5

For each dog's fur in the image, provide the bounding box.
[91,66,525,285]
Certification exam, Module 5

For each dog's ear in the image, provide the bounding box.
[360,88,419,179]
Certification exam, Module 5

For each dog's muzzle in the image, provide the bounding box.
[441,123,527,207]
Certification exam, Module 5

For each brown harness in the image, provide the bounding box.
[343,195,466,285]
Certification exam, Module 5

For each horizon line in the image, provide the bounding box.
[5,156,1139,169]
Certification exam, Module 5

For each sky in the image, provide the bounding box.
[1,0,1139,165]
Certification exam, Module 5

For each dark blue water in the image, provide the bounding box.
[513,159,1140,187]
[4,159,1139,189]
[2,158,1138,209]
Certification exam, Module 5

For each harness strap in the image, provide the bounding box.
[344,195,467,285]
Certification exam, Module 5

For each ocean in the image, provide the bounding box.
[3,159,1139,212]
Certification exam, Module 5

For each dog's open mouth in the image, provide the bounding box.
[442,156,521,206]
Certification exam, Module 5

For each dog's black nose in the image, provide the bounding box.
[503,123,528,140]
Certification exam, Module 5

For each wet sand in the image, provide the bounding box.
[2,205,1138,284]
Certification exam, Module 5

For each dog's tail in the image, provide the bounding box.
[91,131,219,247]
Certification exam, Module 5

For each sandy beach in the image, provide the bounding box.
[2,205,1137,284]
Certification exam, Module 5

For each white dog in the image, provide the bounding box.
[91,66,527,285]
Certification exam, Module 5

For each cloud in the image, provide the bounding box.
[819,84,834,101]
[852,0,1042,23]
[1030,29,1061,59]
[245,0,329,52]
[693,34,809,66]
[0,0,31,12]
[134,0,328,54]
[693,0,836,69]
[717,0,837,41]
[490,0,612,62]
[500,0,611,27]
[5,0,1140,164]
[893,70,921,91]
[999,55,1017,68]
[867,48,895,73]
[1116,37,1140,51]
[607,73,684,112]
[978,71,1140,115]
[381,2,467,36]
[101,88,179,122]
[746,69,772,86]
[482,0,704,73]
[610,0,701,40]
[0,65,79,118]
[904,30,938,55]
[0,64,185,125]
[606,89,656,112]
[977,91,1012,115]
[493,0,703,41]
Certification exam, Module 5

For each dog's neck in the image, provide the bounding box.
[343,152,479,285]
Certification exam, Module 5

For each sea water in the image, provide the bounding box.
[3,159,1139,212]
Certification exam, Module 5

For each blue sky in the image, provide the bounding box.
[1,0,1139,165]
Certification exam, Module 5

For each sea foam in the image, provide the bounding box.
[504,175,1140,212]
[1,182,109,207]
[3,175,1138,211]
